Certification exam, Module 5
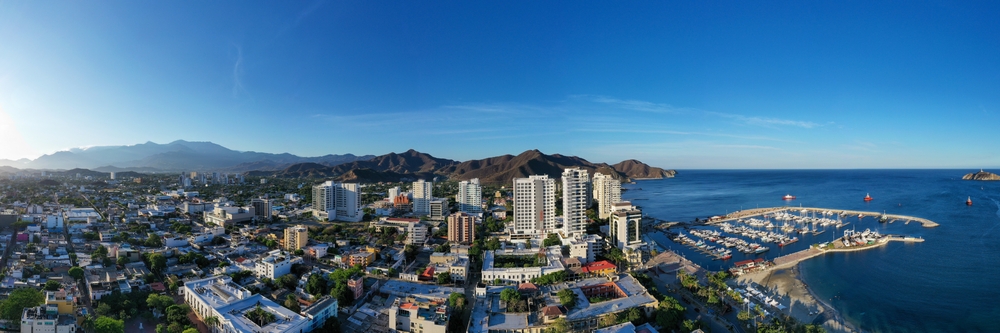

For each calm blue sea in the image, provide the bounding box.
[624,170,1000,333]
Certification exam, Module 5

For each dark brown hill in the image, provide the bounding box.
[264,149,675,184]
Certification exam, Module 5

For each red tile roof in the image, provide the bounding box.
[581,260,616,273]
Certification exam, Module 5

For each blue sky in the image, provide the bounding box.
[1,1,998,168]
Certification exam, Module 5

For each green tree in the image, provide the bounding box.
[117,256,130,266]
[547,317,569,333]
[284,294,301,313]
[44,280,61,291]
[182,329,199,333]
[448,293,466,310]
[69,266,85,280]
[436,272,451,284]
[543,233,561,247]
[500,288,521,304]
[0,288,44,324]
[485,237,501,251]
[94,316,125,333]
[149,253,167,273]
[737,310,751,321]
[557,289,577,309]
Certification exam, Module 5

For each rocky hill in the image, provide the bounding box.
[963,170,1000,181]
[264,149,676,184]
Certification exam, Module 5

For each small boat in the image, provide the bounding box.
[967,197,973,206]
[782,194,796,200]
[864,193,873,202]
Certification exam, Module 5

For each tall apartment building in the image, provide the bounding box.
[610,202,643,249]
[456,178,482,214]
[429,198,448,221]
[562,168,590,236]
[284,225,308,251]
[251,198,272,221]
[513,175,556,236]
[313,181,362,222]
[412,180,433,215]
[447,212,476,244]
[592,172,622,220]
[387,186,401,200]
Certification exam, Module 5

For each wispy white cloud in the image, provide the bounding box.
[709,112,821,129]
[231,44,249,99]
[711,144,781,150]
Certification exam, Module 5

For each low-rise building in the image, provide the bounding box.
[21,306,77,333]
[184,275,337,333]
[388,297,450,333]
[203,206,254,227]
[254,249,302,279]
[482,247,566,285]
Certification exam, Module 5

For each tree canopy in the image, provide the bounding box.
[0,288,44,324]
[94,316,124,333]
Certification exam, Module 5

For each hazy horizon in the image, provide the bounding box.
[2,2,998,169]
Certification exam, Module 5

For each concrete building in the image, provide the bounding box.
[610,202,643,249]
[250,198,272,221]
[388,186,401,200]
[482,247,566,284]
[447,213,476,244]
[429,198,448,221]
[412,180,433,216]
[370,217,428,245]
[388,297,450,333]
[569,234,604,264]
[456,178,482,214]
[312,181,362,222]
[181,201,215,214]
[203,206,254,228]
[254,249,302,279]
[20,306,77,333]
[183,275,337,333]
[284,225,308,251]
[347,275,364,300]
[592,172,622,220]
[562,168,590,236]
[513,175,556,236]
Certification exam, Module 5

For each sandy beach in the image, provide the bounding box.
[738,265,860,333]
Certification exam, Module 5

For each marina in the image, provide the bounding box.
[708,206,940,228]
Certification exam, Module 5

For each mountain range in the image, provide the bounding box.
[253,149,676,184]
[0,140,373,172]
[0,141,676,184]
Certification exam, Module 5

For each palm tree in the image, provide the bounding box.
[204,316,219,333]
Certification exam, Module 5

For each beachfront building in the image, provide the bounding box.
[610,202,642,249]
[592,172,622,220]
[482,247,566,284]
[513,175,556,237]
[312,181,362,222]
[562,168,590,236]
[447,212,476,244]
[412,180,433,216]
[456,178,483,214]
[283,225,308,251]
[183,275,338,333]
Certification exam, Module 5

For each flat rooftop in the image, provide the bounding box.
[380,280,463,300]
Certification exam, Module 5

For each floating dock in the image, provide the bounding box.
[711,206,939,228]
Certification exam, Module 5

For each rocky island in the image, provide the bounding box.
[962,170,1000,181]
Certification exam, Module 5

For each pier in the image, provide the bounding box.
[711,206,939,228]
[766,235,925,271]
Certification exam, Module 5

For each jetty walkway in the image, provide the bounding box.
[711,206,939,228]
[767,235,926,271]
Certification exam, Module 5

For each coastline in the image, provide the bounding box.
[739,265,861,333]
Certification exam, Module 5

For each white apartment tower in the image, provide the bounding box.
[412,180,433,215]
[456,178,483,214]
[610,202,643,249]
[592,172,622,219]
[562,168,590,236]
[312,181,362,222]
[513,175,556,235]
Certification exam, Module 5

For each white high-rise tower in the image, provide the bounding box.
[592,172,622,220]
[561,168,590,236]
[456,178,482,214]
[412,180,433,215]
[513,175,556,235]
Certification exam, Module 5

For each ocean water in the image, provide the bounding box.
[625,170,1000,333]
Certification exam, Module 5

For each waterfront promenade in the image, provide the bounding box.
[711,206,940,227]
